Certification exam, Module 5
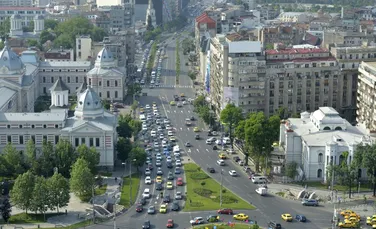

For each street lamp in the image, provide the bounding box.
[129,159,136,205]
[219,169,224,207]
[113,197,120,229]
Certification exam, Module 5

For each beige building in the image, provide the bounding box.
[265,46,340,117]
[330,44,376,123]
[357,61,376,131]
[208,34,266,115]
[76,35,92,62]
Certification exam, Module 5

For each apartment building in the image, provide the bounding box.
[264,46,340,117]
[0,6,45,26]
[209,34,266,115]
[76,35,92,61]
[0,0,32,7]
[357,61,376,131]
[258,26,304,48]
[97,4,134,33]
[195,12,216,56]
[322,31,375,49]
[330,44,376,123]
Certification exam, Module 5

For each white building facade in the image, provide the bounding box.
[279,107,373,182]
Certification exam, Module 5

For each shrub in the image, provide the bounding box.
[213,195,238,204]
[201,181,206,186]
[190,172,208,180]
[222,189,227,193]
[193,188,213,197]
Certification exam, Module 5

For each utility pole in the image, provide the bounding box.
[92,186,95,224]
[113,201,117,229]
[220,169,223,207]
[129,161,133,205]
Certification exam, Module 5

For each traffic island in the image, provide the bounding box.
[120,173,141,208]
[193,223,262,229]
[183,163,255,211]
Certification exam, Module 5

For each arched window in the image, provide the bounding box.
[317,169,322,178]
[318,153,323,163]
[335,127,342,130]
[323,126,331,130]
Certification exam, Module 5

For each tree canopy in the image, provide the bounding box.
[220,103,244,146]
[70,158,94,200]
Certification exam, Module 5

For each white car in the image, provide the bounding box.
[229,170,237,176]
[166,156,172,163]
[154,142,159,148]
[145,104,151,109]
[157,126,163,132]
[166,125,172,130]
[177,103,182,107]
[174,152,181,157]
[164,119,170,124]
[150,130,156,137]
[159,134,164,140]
[156,154,162,160]
[217,159,225,166]
[206,139,213,145]
[142,124,148,131]
[175,160,182,167]
[145,176,152,184]
[145,168,151,175]
[182,101,187,105]
[153,110,159,116]
[168,131,173,136]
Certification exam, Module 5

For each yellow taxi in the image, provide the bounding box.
[193,127,200,132]
[180,93,185,97]
[367,215,376,225]
[169,136,176,142]
[341,210,356,216]
[233,213,248,221]
[156,176,163,183]
[281,213,293,222]
[219,153,227,159]
[166,181,173,189]
[140,108,144,114]
[345,213,360,222]
[338,219,357,228]
[159,204,167,213]
[170,101,176,106]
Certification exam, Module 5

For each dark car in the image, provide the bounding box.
[142,220,150,229]
[171,201,179,211]
[195,134,200,140]
[207,167,215,173]
[148,164,153,170]
[233,156,240,162]
[185,142,191,147]
[139,197,147,205]
[268,221,282,229]
[175,168,181,174]
[213,145,218,150]
[207,215,219,222]
[217,208,233,215]
[136,204,143,212]
[167,172,174,180]
[156,183,163,191]
[296,214,307,222]
[166,162,173,169]
[208,132,213,136]
[190,116,195,121]
[163,195,171,203]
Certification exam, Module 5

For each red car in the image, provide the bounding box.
[176,177,183,186]
[217,208,233,215]
[166,219,174,228]
[136,204,143,212]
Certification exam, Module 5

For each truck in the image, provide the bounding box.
[255,187,267,196]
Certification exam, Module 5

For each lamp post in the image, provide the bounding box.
[129,159,136,205]
[220,169,224,207]
[113,197,120,229]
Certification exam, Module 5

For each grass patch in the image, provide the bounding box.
[276,192,285,197]
[194,223,262,229]
[95,184,107,196]
[184,163,255,211]
[7,212,64,223]
[296,181,371,192]
[120,173,140,208]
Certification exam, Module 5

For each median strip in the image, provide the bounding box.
[183,163,255,211]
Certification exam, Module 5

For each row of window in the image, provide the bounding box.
[40,69,87,73]
[4,124,60,129]
[88,79,119,87]
[7,135,101,147]
[42,76,82,84]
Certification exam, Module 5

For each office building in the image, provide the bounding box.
[76,35,92,61]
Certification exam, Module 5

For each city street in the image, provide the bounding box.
[89,32,334,229]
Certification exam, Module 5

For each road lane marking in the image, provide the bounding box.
[167,110,170,113]
[159,95,169,119]
[196,149,199,152]
[206,149,209,152]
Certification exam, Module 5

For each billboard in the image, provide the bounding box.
[204,50,210,93]
[222,87,239,110]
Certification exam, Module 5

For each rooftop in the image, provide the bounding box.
[39,61,91,67]
[0,110,67,123]
[0,87,17,109]
[228,41,262,54]
[266,47,328,55]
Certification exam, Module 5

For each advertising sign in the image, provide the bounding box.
[222,87,239,110]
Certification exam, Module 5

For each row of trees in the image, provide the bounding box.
[193,95,216,127]
[144,15,188,42]
[181,38,195,55]
[0,139,100,179]
[176,38,181,84]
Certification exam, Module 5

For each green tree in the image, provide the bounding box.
[127,83,142,96]
[27,39,38,47]
[90,26,107,42]
[0,17,10,38]
[0,198,11,223]
[37,140,55,177]
[70,158,94,200]
[220,103,243,147]
[10,171,35,213]
[117,114,133,138]
[198,106,214,126]
[53,33,73,49]
[129,147,147,168]
[0,156,12,177]
[3,143,25,176]
[76,144,100,174]
[30,176,49,214]
[285,161,298,180]
[23,21,34,32]
[193,95,206,110]
[25,139,36,168]
[44,19,59,30]
[39,30,55,44]
[102,99,111,110]
[244,112,280,171]
[47,172,70,212]
[335,151,358,198]
[129,119,142,137]
[0,41,4,50]
[354,144,376,196]
[116,137,133,162]
[54,139,77,177]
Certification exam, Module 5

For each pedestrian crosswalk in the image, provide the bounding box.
[140,84,193,89]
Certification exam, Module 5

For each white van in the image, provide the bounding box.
[139,114,146,121]
[251,176,267,184]
[142,188,151,198]
[173,145,180,152]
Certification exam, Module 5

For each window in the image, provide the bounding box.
[99,81,102,86]
[51,77,54,83]
[31,135,35,143]
[115,80,118,87]
[19,135,24,144]
[19,125,22,128]
[358,169,362,178]
[75,138,79,147]
[99,92,102,97]
[107,80,110,87]
[115,91,118,98]
[31,124,35,128]
[89,78,92,85]
[55,124,59,128]
[43,135,47,141]
[323,126,331,130]
[96,138,100,147]
[43,77,46,83]
[318,153,323,163]
[107,91,110,98]
[335,126,342,130]
[317,169,322,178]
[89,138,94,147]
[67,77,70,83]
[6,125,10,129]
[76,77,79,83]
[43,124,47,128]
[81,138,85,144]
[55,135,59,144]
[7,135,11,143]
[43,87,46,94]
